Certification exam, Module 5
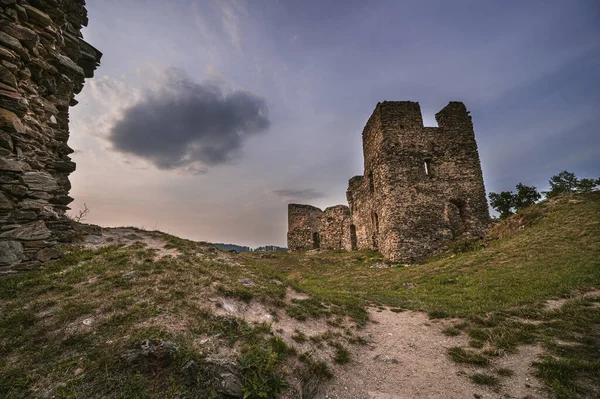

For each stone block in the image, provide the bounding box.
[0,220,51,240]
[23,4,54,27]
[0,31,28,60]
[35,247,61,262]
[0,192,12,210]
[0,63,17,88]
[20,171,59,192]
[0,108,25,133]
[0,21,39,50]
[0,155,24,172]
[0,240,24,265]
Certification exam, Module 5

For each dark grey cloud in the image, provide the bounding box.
[271,188,326,201]
[109,68,270,173]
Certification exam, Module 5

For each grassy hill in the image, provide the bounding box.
[1,192,599,398]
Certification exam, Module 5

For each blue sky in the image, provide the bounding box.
[68,0,600,247]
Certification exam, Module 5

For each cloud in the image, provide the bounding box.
[108,68,270,173]
[221,0,244,49]
[271,188,326,201]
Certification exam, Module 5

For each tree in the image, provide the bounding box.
[489,191,515,219]
[513,183,541,210]
[489,183,541,219]
[577,178,600,193]
[544,171,600,197]
[545,171,580,198]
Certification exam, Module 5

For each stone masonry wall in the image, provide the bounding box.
[288,101,490,262]
[0,0,101,274]
[319,205,352,251]
[287,204,323,251]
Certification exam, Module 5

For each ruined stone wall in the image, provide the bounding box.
[0,0,101,274]
[319,205,352,251]
[288,100,489,262]
[373,101,489,261]
[287,204,323,251]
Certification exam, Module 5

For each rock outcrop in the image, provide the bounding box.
[0,0,101,274]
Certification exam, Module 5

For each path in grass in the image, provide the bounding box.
[323,308,544,399]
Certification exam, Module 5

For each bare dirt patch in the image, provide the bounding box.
[324,308,545,399]
[81,227,182,258]
[545,288,600,310]
[211,297,338,345]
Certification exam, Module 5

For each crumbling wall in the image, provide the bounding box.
[287,204,323,251]
[373,101,489,261]
[287,100,489,262]
[0,0,101,274]
[319,205,351,251]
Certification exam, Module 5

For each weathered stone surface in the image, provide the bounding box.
[122,339,177,373]
[0,21,39,49]
[0,63,17,88]
[20,171,59,192]
[0,46,19,63]
[35,247,61,262]
[0,220,51,240]
[0,87,28,114]
[0,1,99,273]
[0,108,25,133]
[51,52,85,76]
[71,221,102,236]
[14,260,41,270]
[11,210,37,221]
[0,191,12,209]
[0,131,13,150]
[0,155,24,172]
[289,101,490,262]
[287,204,323,251]
[52,160,76,172]
[0,31,28,60]
[19,198,50,210]
[205,360,244,398]
[0,240,24,265]
[2,183,28,197]
[23,4,53,27]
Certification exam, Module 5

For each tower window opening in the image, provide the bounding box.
[424,159,431,176]
[372,212,379,233]
[312,232,320,249]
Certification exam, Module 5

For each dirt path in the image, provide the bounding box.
[324,309,545,399]
[76,228,549,398]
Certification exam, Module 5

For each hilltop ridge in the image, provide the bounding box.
[1,192,599,398]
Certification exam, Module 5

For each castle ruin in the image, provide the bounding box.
[0,0,101,273]
[287,101,490,262]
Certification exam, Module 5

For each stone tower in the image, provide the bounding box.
[288,101,490,262]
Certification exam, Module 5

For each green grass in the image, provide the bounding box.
[0,239,301,398]
[442,327,461,336]
[242,193,600,318]
[0,192,599,398]
[331,343,351,365]
[447,347,490,366]
[469,372,500,387]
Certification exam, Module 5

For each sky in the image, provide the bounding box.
[68,0,600,247]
